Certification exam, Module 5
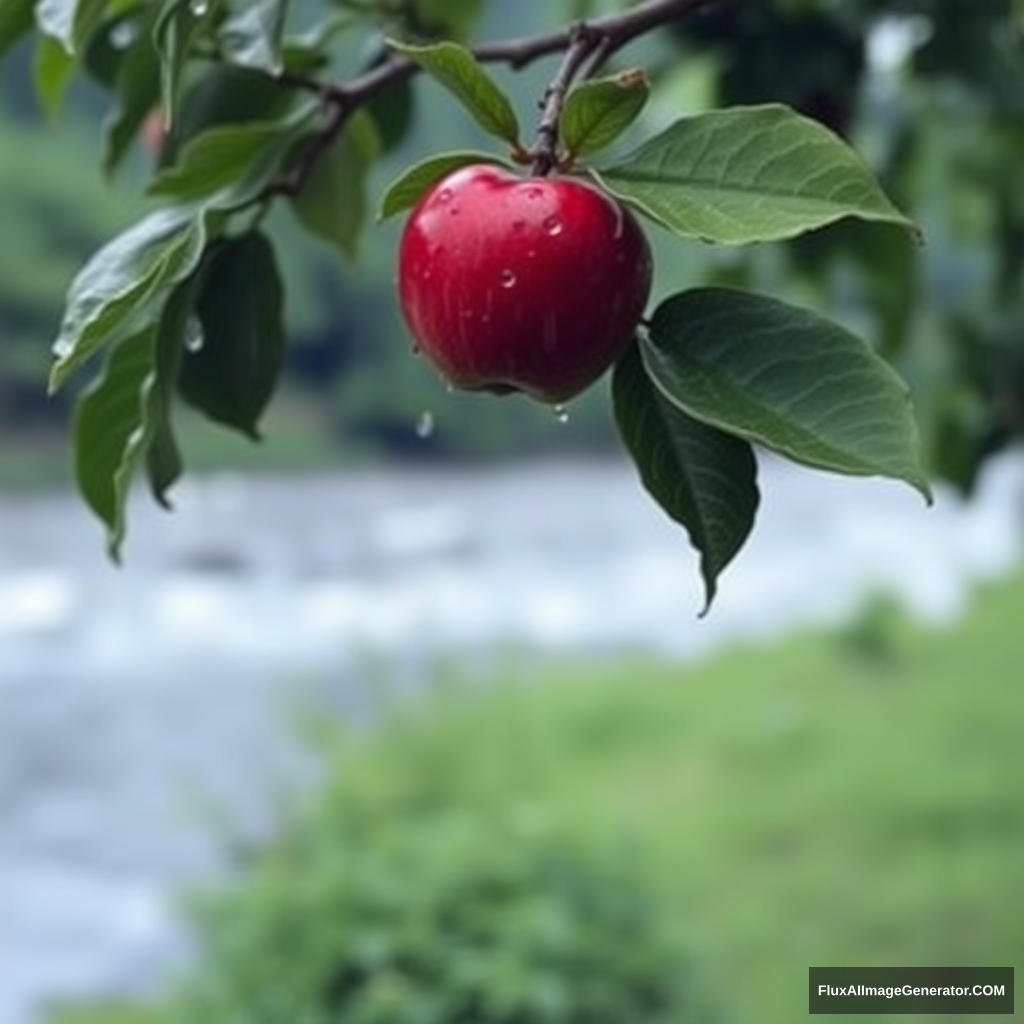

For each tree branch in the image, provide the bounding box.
[272,0,724,198]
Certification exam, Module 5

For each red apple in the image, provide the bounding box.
[397,164,652,405]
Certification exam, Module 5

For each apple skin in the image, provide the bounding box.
[397,164,653,405]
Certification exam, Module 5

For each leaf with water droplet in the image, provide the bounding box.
[218,0,287,75]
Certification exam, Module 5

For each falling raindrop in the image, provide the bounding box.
[110,19,138,48]
[553,404,570,424]
[416,411,436,439]
[500,269,517,288]
[543,215,563,236]
[189,0,209,14]
[184,317,204,353]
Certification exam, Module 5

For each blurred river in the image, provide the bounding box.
[1,455,1023,1022]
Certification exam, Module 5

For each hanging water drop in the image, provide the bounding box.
[110,19,138,48]
[553,404,570,424]
[189,0,209,15]
[184,317,204,353]
[416,411,436,439]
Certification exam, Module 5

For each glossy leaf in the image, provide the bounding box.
[614,342,759,613]
[180,232,285,438]
[50,206,213,391]
[378,150,507,220]
[644,288,933,500]
[219,0,288,75]
[560,70,649,158]
[154,0,211,130]
[593,104,917,244]
[291,110,378,260]
[0,0,35,59]
[73,328,158,561]
[389,39,520,146]
[33,32,75,119]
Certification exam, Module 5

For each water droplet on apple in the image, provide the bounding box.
[525,186,543,200]
[448,205,461,217]
[553,404,570,424]
[500,269,517,288]
[416,410,435,439]
[437,188,453,203]
[543,216,562,236]
[184,317,204,353]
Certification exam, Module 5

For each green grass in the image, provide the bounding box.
[50,574,1024,1024]
[321,575,1024,1022]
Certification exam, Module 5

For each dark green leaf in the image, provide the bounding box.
[219,0,288,75]
[560,70,649,158]
[179,232,285,438]
[154,0,213,130]
[73,328,158,561]
[644,287,933,500]
[33,32,75,119]
[0,0,36,59]
[101,14,162,176]
[614,342,759,613]
[148,106,315,202]
[50,206,214,392]
[378,150,506,220]
[389,39,520,146]
[291,110,378,260]
[593,104,917,244]
[366,75,415,155]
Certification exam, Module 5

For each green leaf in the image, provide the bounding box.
[36,0,106,55]
[219,0,288,75]
[643,288,933,501]
[0,0,36,59]
[614,343,759,613]
[101,15,162,176]
[291,110,378,260]
[366,75,415,155]
[148,106,315,202]
[50,206,213,392]
[179,232,285,438]
[73,328,159,561]
[33,32,75,119]
[378,150,506,220]
[153,0,212,130]
[389,40,520,146]
[560,69,649,158]
[592,104,917,244]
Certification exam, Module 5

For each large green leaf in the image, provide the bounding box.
[378,150,507,220]
[592,104,917,244]
[644,288,932,500]
[291,110,378,260]
[50,206,213,391]
[389,39,520,146]
[614,342,760,613]
[148,106,315,203]
[154,0,214,129]
[73,328,159,561]
[560,70,649,158]
[179,232,285,438]
[218,0,288,75]
[0,0,35,59]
